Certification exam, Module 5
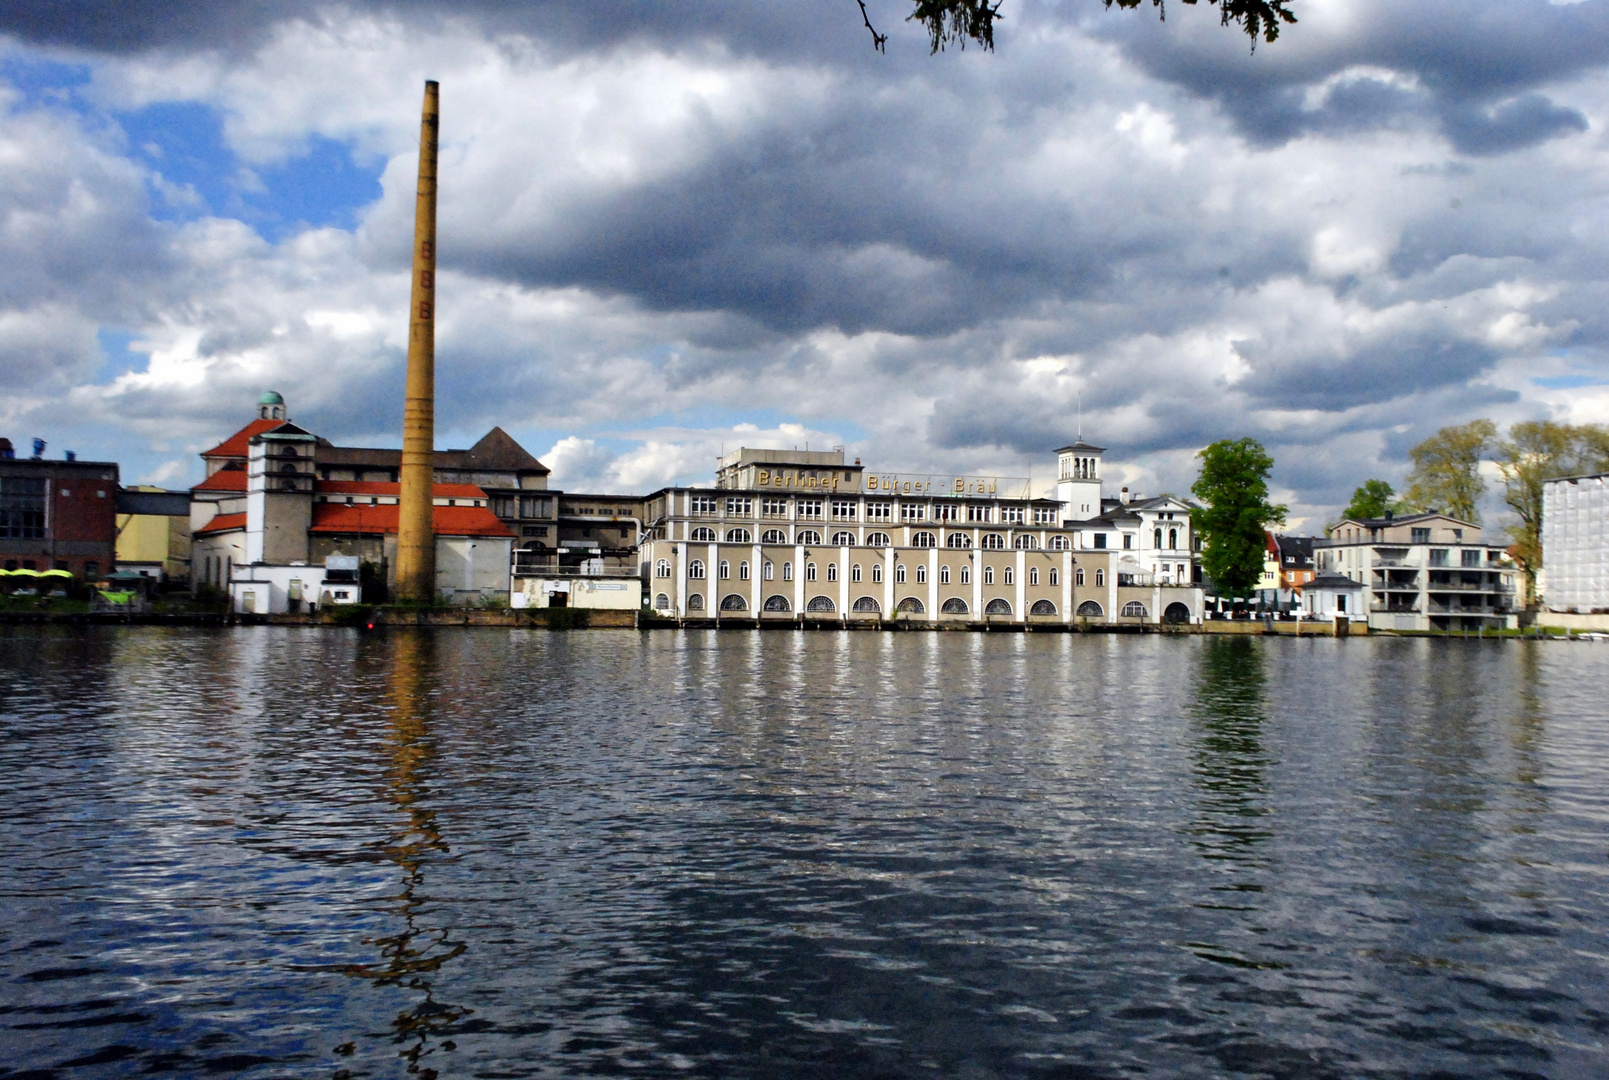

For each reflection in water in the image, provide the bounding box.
[342,631,469,1077]
[1188,637,1273,887]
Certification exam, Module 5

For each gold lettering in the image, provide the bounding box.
[808,476,818,488]
[955,479,965,493]
[757,469,769,484]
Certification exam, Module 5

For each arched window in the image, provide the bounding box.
[866,532,891,547]
[1075,568,1085,586]
[655,559,670,577]
[1049,535,1070,551]
[940,566,951,585]
[1003,567,1014,585]
[851,563,862,582]
[1095,569,1105,587]
[764,594,791,612]
[1077,600,1103,618]
[1014,534,1039,549]
[826,563,838,582]
[985,598,1012,616]
[871,564,882,583]
[688,559,706,579]
[807,596,836,612]
[981,533,1005,550]
[739,561,750,580]
[797,530,822,546]
[721,593,749,611]
[718,560,730,579]
[783,562,793,581]
[852,596,881,613]
[1031,599,1057,616]
[984,567,995,585]
[897,596,925,614]
[280,445,297,457]
[1164,602,1191,623]
[806,562,818,581]
[1050,567,1059,586]
[690,527,716,542]
[687,593,705,611]
[655,593,671,610]
[1155,528,1163,549]
[1028,567,1039,586]
[916,565,927,584]
[941,597,968,614]
[960,566,971,584]
[727,528,752,543]
[911,532,937,548]
[761,529,787,544]
[763,561,774,580]
[946,533,972,549]
[1122,601,1148,618]
[895,564,906,584]
[831,531,856,546]
[1169,528,1178,549]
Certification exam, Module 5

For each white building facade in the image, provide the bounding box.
[1542,473,1609,615]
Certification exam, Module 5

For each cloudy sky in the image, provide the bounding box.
[3,0,1607,528]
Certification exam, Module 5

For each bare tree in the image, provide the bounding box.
[861,0,1296,54]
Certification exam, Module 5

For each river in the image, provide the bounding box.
[2,627,1605,1078]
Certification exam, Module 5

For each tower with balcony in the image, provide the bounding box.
[1054,440,1105,521]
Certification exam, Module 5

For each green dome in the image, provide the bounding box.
[258,391,284,405]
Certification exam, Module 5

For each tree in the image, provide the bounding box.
[1494,420,1609,600]
[1342,479,1398,522]
[1402,419,1497,524]
[1191,437,1287,598]
[861,0,1296,53]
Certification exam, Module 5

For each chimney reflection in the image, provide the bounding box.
[341,630,470,1077]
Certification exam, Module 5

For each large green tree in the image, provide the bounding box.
[1342,479,1398,522]
[862,0,1295,52]
[1494,420,1609,599]
[1402,419,1497,524]
[1191,437,1287,597]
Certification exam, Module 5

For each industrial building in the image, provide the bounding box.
[0,437,119,580]
[1541,472,1609,625]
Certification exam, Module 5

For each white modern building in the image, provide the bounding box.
[1542,472,1609,619]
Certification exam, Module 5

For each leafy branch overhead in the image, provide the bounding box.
[865,0,1297,54]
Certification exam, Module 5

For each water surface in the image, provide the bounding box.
[2,627,1606,1078]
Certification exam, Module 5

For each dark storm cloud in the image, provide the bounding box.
[1241,333,1503,412]
[1088,0,1606,155]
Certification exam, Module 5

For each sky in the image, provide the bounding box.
[3,0,1609,530]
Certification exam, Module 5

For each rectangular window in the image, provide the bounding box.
[1001,506,1024,524]
[726,497,752,516]
[690,495,718,516]
[832,500,857,520]
[1123,534,1133,549]
[966,504,992,523]
[1094,534,1107,549]
[1411,527,1430,544]
[520,497,551,519]
[522,525,549,537]
[866,501,891,521]
[902,503,927,521]
[1033,507,1057,525]
[934,503,958,522]
[0,477,47,539]
[1429,549,1449,567]
[1461,549,1480,567]
[797,499,823,520]
[762,498,788,517]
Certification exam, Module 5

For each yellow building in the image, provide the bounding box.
[115,487,192,583]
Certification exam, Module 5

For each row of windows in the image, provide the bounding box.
[682,528,1079,549]
[685,496,1060,525]
[663,559,1110,589]
[654,594,1151,619]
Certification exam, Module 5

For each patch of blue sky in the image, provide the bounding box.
[118,101,382,240]
[1532,374,1605,389]
[0,53,92,106]
[95,329,146,383]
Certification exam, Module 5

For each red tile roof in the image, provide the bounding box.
[201,418,282,460]
[316,480,487,499]
[309,503,513,537]
[193,468,248,492]
[195,511,247,536]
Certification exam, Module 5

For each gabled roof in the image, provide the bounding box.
[249,421,316,441]
[195,512,247,536]
[457,427,548,473]
[201,418,281,459]
[309,503,514,537]
[194,468,248,493]
[1333,512,1474,530]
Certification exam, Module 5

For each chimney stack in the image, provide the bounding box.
[395,80,439,602]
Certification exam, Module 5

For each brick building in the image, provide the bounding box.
[0,437,120,579]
